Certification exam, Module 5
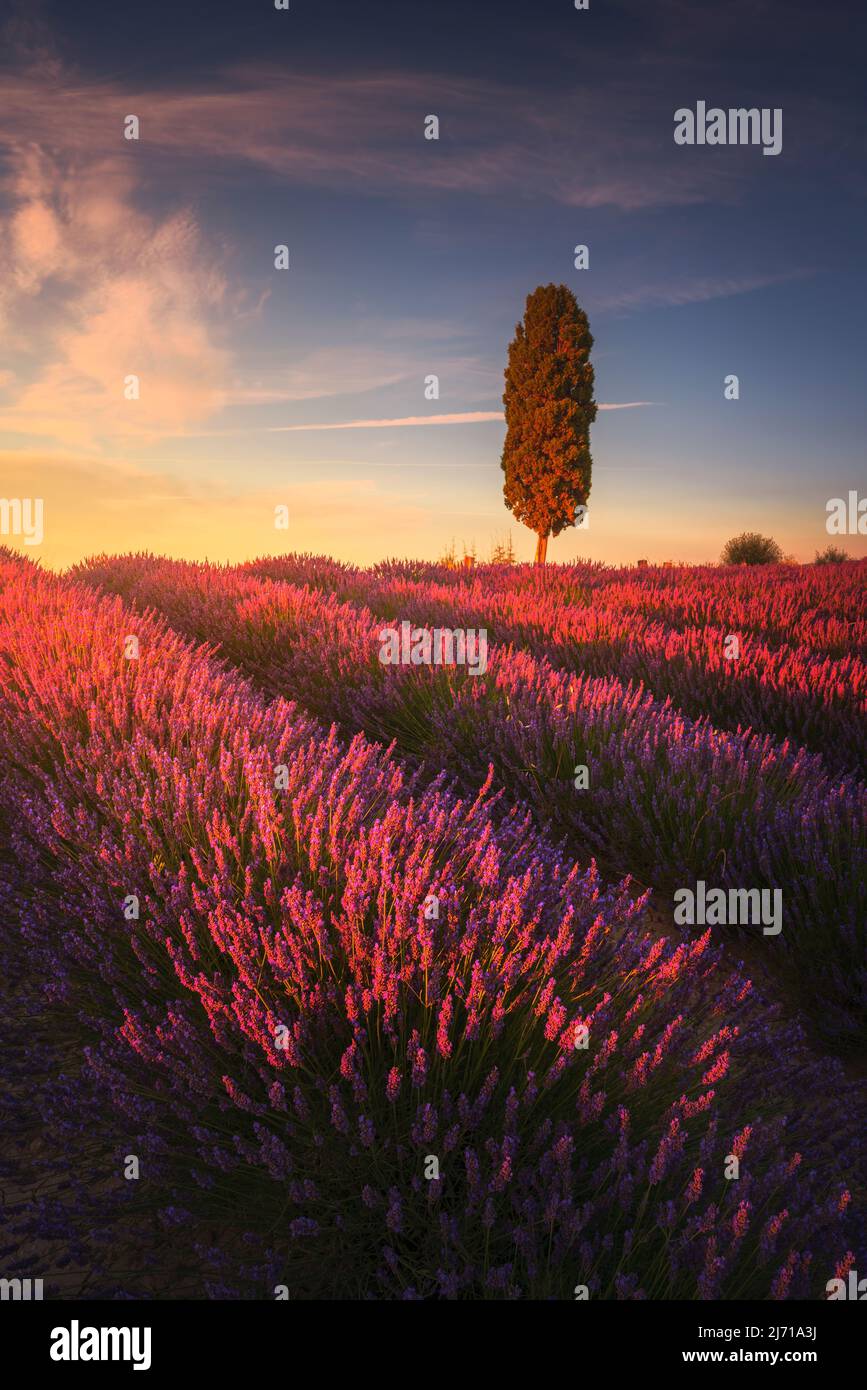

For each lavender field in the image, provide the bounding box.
[0,548,864,1300]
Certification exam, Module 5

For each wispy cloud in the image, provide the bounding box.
[0,61,783,215]
[595,269,815,314]
[222,349,495,407]
[192,403,654,434]
[266,412,506,432]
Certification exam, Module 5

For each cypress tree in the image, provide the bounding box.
[501,284,597,564]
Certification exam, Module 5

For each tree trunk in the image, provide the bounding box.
[534,532,549,565]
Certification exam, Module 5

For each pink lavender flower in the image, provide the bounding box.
[770,1249,799,1300]
[697,1238,726,1300]
[834,1251,856,1281]
[411,1047,428,1088]
[760,1209,789,1258]
[701,1051,730,1085]
[685,1167,704,1206]
[732,1201,751,1240]
[649,1118,685,1184]
[436,996,453,1059]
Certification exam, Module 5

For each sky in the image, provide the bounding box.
[0,0,865,568]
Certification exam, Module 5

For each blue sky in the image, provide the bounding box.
[0,0,864,565]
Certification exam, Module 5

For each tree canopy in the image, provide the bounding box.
[501,284,597,563]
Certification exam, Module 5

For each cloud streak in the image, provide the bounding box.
[267,412,506,432]
[194,404,654,434]
[595,269,816,313]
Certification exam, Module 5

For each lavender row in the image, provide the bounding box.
[242,555,867,776]
[75,555,867,1046]
[342,557,867,658]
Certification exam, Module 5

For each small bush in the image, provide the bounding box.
[721,533,783,566]
[815,545,850,565]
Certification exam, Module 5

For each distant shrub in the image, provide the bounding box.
[815,545,850,565]
[721,533,783,566]
[490,533,516,565]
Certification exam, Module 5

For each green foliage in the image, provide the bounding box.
[501,284,597,557]
[720,532,783,566]
[814,544,850,565]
